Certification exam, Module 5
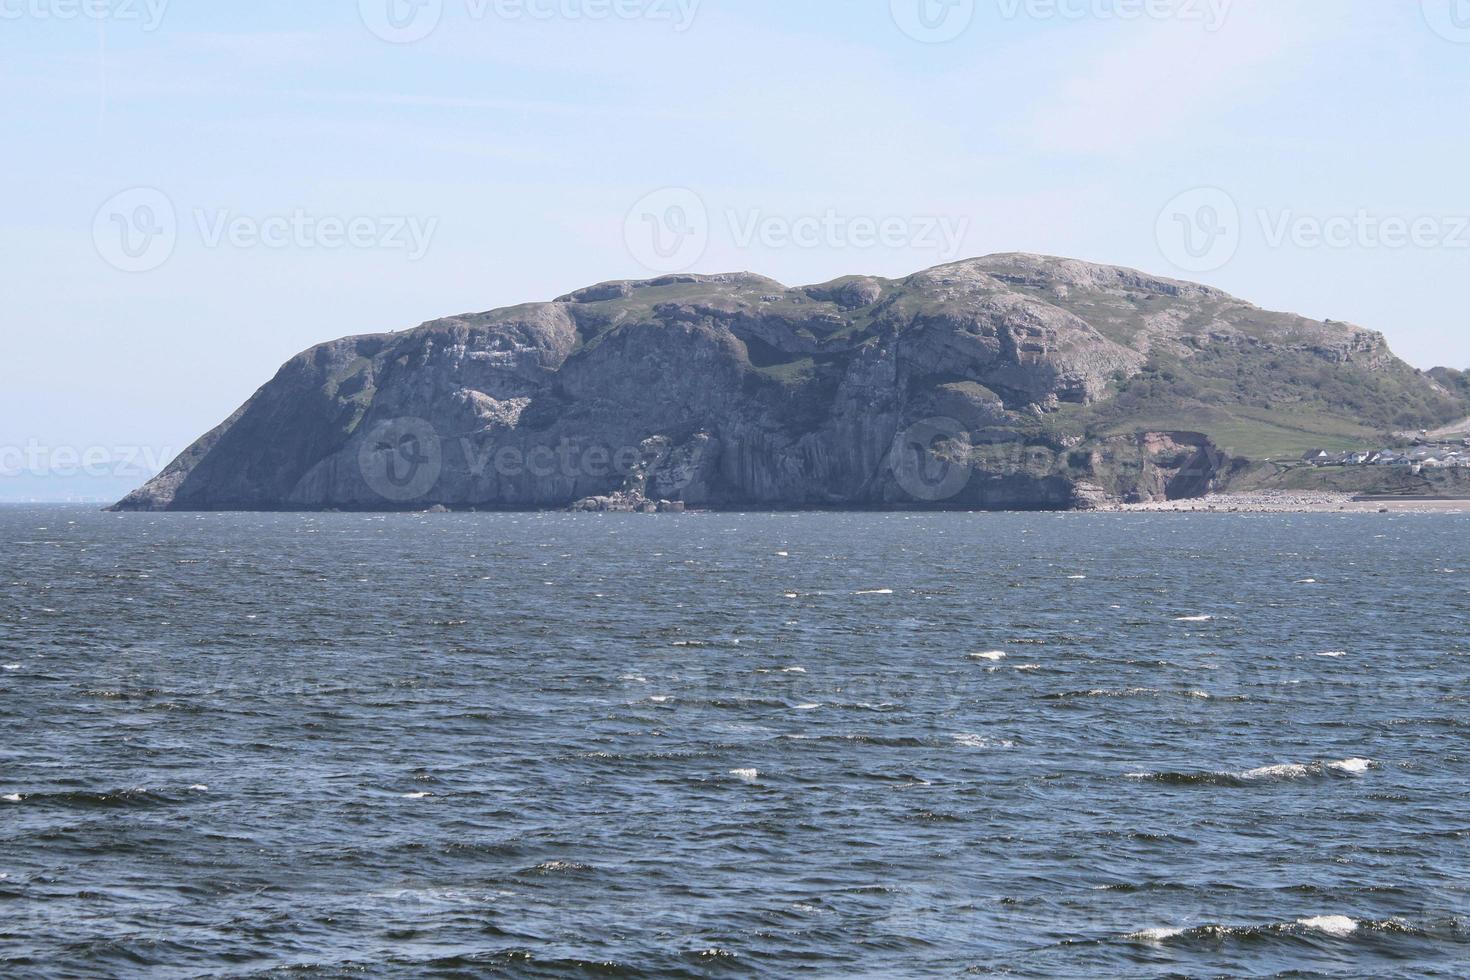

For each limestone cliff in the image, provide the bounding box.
[112,254,1465,512]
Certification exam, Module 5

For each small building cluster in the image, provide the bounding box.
[1301,439,1470,473]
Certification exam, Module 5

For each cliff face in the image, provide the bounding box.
[113,254,1465,512]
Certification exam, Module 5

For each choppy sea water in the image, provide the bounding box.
[2,506,1468,978]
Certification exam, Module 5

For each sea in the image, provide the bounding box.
[2,505,1468,977]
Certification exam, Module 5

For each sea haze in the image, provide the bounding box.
[2,507,1468,976]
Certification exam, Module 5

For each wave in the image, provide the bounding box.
[952,734,1015,749]
[1126,914,1417,945]
[774,733,929,748]
[0,787,191,809]
[524,861,594,875]
[1127,758,1374,786]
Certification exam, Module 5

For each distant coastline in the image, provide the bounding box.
[1103,491,1470,514]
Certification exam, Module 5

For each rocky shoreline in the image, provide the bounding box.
[1102,491,1470,514]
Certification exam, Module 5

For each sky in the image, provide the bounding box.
[3,0,1469,500]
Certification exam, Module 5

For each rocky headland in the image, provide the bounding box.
[112,254,1469,513]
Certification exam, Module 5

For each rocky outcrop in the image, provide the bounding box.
[112,254,1467,513]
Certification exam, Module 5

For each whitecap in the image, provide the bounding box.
[1242,763,1312,780]
[402,792,432,799]
[533,861,586,873]
[1296,578,1318,584]
[649,695,672,703]
[1014,664,1041,672]
[953,734,1015,749]
[1127,926,1187,942]
[775,551,789,557]
[970,651,1007,661]
[1175,615,1213,622]
[782,666,807,674]
[1068,575,1087,580]
[188,784,209,792]
[1299,915,1357,936]
[730,768,759,783]
[784,592,800,599]
[855,589,894,596]
[1317,651,1348,658]
[2,665,19,671]
[1328,758,1372,774]
[2,794,22,803]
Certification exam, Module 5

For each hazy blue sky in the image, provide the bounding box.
[4,0,1469,500]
